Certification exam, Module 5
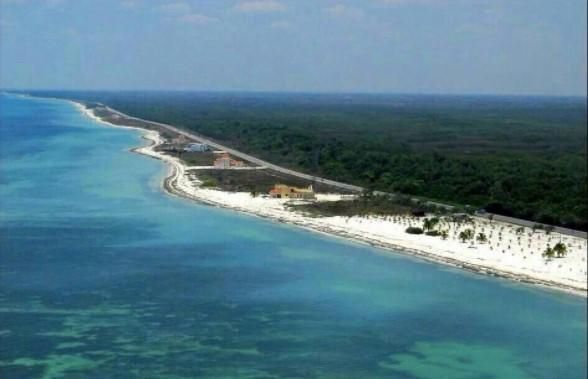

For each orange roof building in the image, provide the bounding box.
[269,184,315,200]
[213,153,244,169]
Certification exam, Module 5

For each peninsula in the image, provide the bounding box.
[74,100,588,296]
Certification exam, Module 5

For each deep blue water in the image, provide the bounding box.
[0,93,586,378]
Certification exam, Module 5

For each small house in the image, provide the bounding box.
[213,152,244,168]
[269,184,315,200]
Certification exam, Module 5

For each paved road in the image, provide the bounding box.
[186,166,268,171]
[101,105,587,240]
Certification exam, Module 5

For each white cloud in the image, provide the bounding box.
[3,0,67,6]
[154,2,218,25]
[179,13,218,25]
[44,0,65,6]
[271,20,291,29]
[156,2,192,15]
[373,0,466,6]
[1,0,28,5]
[121,0,140,8]
[232,0,286,13]
[325,4,364,18]
[373,0,412,4]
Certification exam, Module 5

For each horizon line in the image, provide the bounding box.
[2,88,587,99]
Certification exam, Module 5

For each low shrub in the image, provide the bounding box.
[405,227,424,235]
[201,178,217,187]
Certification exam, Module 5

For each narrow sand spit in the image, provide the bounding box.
[76,102,588,297]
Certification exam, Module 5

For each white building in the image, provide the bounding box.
[183,143,209,152]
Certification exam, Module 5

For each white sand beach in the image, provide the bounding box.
[78,103,588,296]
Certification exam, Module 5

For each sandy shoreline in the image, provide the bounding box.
[74,101,588,297]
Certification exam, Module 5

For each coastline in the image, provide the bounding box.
[74,100,588,297]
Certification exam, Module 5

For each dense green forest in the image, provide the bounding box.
[34,91,587,230]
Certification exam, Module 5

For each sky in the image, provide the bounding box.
[0,0,586,96]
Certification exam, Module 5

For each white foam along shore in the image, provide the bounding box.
[75,101,588,297]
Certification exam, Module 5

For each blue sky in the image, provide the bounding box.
[1,0,586,95]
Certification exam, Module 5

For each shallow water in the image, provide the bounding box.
[0,93,586,378]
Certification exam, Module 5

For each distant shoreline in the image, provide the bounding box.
[3,89,587,100]
[5,91,586,239]
[65,98,588,298]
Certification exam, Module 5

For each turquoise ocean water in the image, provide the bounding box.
[0,93,586,378]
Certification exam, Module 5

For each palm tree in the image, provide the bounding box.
[476,233,488,244]
[459,229,474,243]
[422,217,439,232]
[422,218,433,232]
[553,242,567,258]
[542,246,555,260]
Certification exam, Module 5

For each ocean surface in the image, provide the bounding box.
[0,93,586,378]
